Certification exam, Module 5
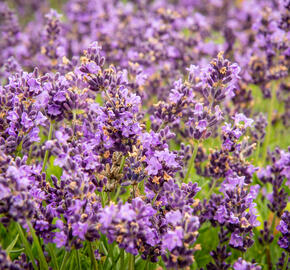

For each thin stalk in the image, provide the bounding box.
[47,243,59,270]
[103,243,114,269]
[207,178,218,199]
[255,141,261,162]
[76,249,81,270]
[100,192,106,207]
[114,187,121,201]
[265,246,272,270]
[128,253,135,270]
[262,81,277,165]
[27,222,49,270]
[9,248,25,253]
[88,242,98,270]
[132,184,136,198]
[119,155,126,173]
[151,190,160,206]
[72,110,77,136]
[27,145,33,164]
[42,121,54,172]
[144,260,149,270]
[120,249,125,270]
[270,214,277,234]
[60,251,70,270]
[184,142,199,183]
[106,192,111,205]
[282,253,289,270]
[16,223,38,270]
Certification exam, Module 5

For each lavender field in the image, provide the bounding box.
[0,0,289,269]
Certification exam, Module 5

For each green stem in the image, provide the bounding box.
[184,141,199,183]
[60,251,70,270]
[151,190,160,206]
[255,140,260,163]
[114,187,121,201]
[282,253,289,270]
[42,121,54,172]
[103,243,114,269]
[132,184,136,198]
[262,81,277,165]
[27,222,49,270]
[100,192,106,207]
[76,249,81,270]
[27,145,33,164]
[16,223,38,270]
[207,178,218,199]
[120,249,125,270]
[73,110,77,136]
[47,243,59,270]
[270,214,277,234]
[128,253,135,270]
[144,260,149,270]
[119,155,126,173]
[88,242,98,270]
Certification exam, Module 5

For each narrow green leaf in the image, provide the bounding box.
[5,234,19,254]
[16,223,38,270]
[27,222,49,270]
[76,249,81,270]
[60,251,71,270]
[103,242,115,269]
[47,243,59,270]
[128,253,135,270]
[9,248,25,253]
[88,242,98,270]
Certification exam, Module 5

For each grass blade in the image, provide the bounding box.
[60,251,71,270]
[76,249,81,270]
[47,243,59,270]
[27,221,49,270]
[16,223,38,270]
[88,242,98,270]
[5,234,19,254]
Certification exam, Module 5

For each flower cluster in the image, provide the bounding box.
[0,0,289,269]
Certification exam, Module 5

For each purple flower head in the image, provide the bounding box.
[21,112,33,130]
[53,91,67,102]
[214,105,223,120]
[169,88,183,103]
[53,231,67,248]
[27,78,41,94]
[119,203,136,221]
[48,104,62,116]
[214,205,227,223]
[35,112,47,126]
[222,122,232,133]
[72,222,88,240]
[230,232,243,248]
[276,211,289,250]
[29,127,40,142]
[7,111,19,122]
[233,258,261,270]
[146,156,162,176]
[233,113,254,128]
[162,227,183,251]
[197,119,207,132]
[99,204,116,228]
[165,210,183,226]
[230,63,241,79]
[155,149,179,168]
[55,130,69,143]
[55,220,64,230]
[86,62,100,73]
[194,103,203,115]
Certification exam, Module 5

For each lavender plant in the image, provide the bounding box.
[0,0,289,270]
